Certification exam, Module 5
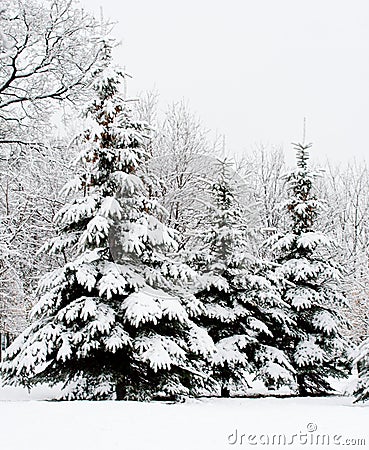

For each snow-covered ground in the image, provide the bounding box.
[0,383,368,450]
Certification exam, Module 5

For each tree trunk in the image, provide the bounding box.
[221,385,230,398]
[296,374,308,397]
[116,380,126,401]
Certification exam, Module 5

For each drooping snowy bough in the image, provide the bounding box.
[1,61,215,400]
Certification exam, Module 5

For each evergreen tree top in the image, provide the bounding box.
[282,142,324,236]
[211,161,235,211]
[294,142,311,171]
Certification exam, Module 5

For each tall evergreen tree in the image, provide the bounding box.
[188,159,294,397]
[269,142,349,396]
[1,64,215,400]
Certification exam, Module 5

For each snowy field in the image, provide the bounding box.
[0,384,368,450]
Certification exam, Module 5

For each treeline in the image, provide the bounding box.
[1,0,369,401]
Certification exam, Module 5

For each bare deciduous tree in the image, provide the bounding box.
[0,0,110,145]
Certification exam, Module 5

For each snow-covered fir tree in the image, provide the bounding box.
[353,340,369,402]
[187,159,294,397]
[269,142,349,396]
[1,60,215,400]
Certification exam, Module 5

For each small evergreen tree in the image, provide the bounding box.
[269,142,349,396]
[1,64,215,400]
[188,159,294,397]
[353,341,369,402]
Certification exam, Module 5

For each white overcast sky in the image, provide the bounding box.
[81,0,369,164]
